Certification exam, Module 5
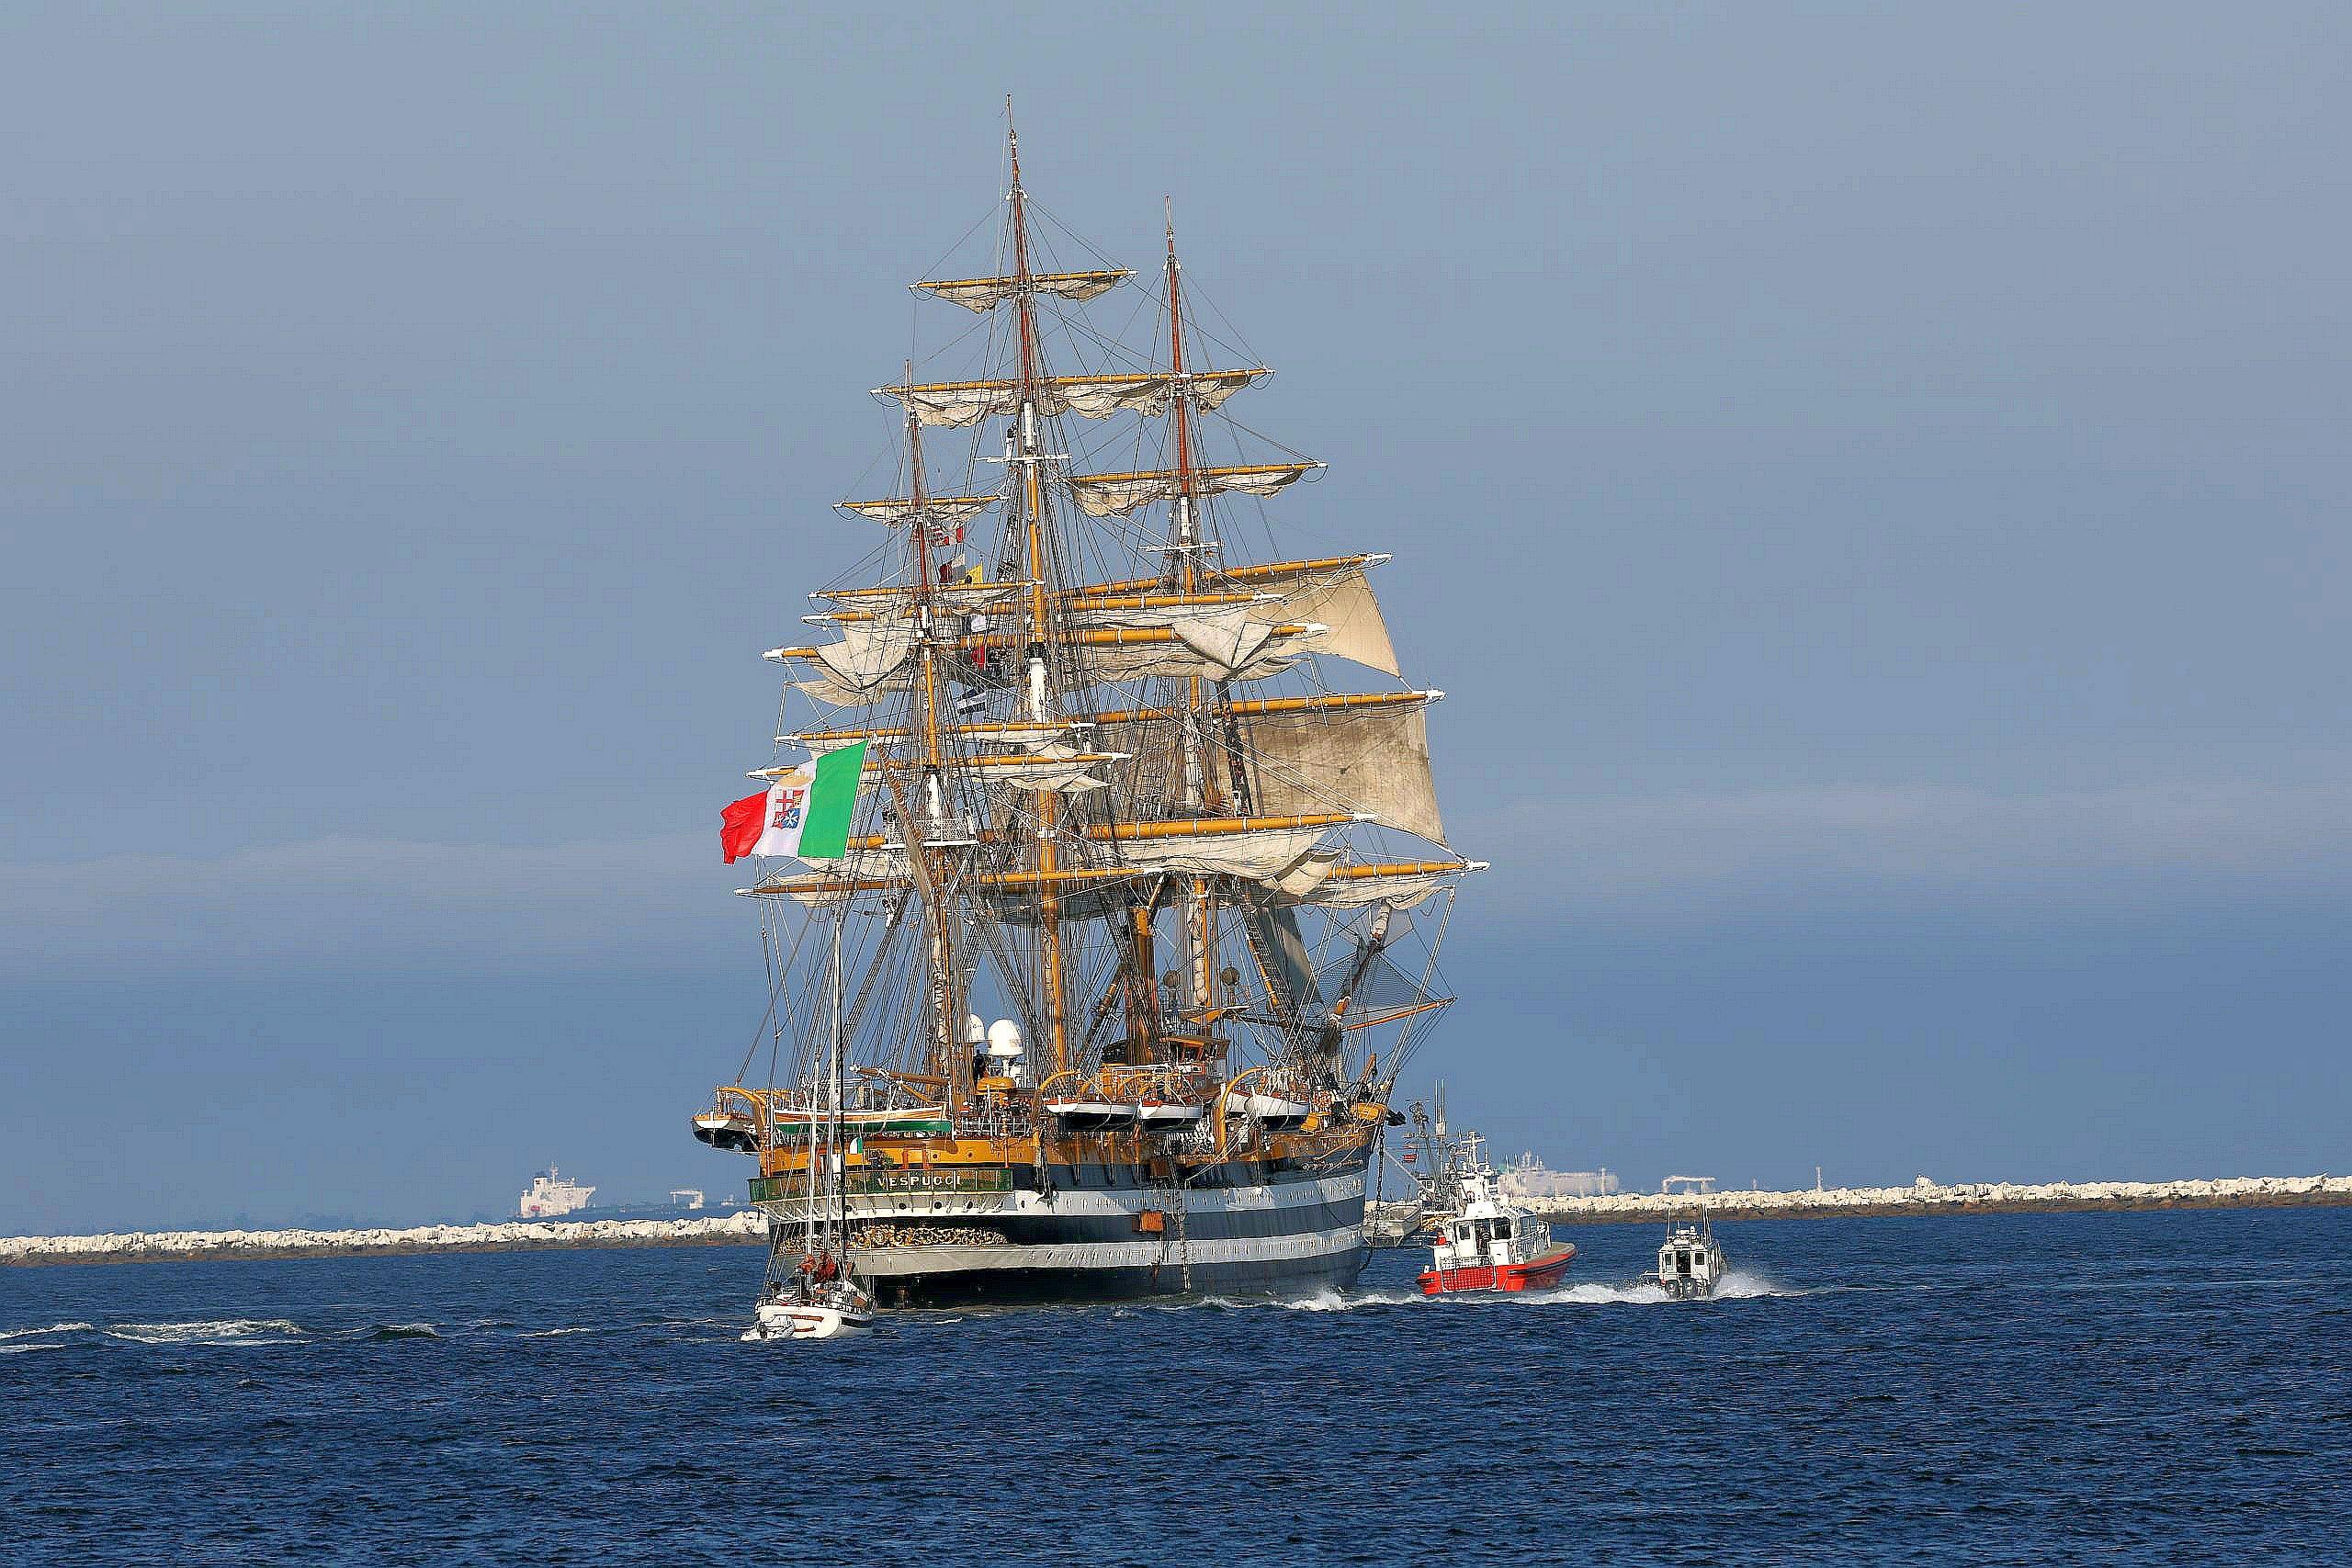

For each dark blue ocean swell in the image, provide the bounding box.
[5,1209,2349,1566]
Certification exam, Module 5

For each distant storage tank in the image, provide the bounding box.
[1498,1155,1621,1200]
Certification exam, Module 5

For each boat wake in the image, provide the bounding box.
[362,1323,441,1341]
[1176,1269,1805,1314]
[1,1321,95,1341]
[105,1318,306,1346]
[1553,1270,1799,1303]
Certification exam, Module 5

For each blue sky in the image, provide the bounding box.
[2,5,2346,1233]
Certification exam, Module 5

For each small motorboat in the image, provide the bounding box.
[1656,1176,1729,1299]
[1414,1128,1576,1295]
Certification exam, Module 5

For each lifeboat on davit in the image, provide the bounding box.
[1414,1131,1576,1295]
[1046,1100,1139,1132]
[1135,1100,1208,1134]
[692,1109,759,1154]
[1233,1092,1315,1131]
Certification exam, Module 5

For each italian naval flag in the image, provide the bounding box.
[720,739,867,863]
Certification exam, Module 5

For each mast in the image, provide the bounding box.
[729,117,1483,1191]
[831,908,846,1256]
[1006,107,1069,1077]
[899,372,959,1092]
[1163,205,1223,1032]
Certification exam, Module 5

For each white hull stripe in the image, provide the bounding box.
[854,1223,1366,1278]
[767,1169,1368,1225]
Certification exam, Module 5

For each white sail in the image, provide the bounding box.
[874,369,1268,429]
[913,269,1129,312]
[1091,700,1444,847]
[1230,705,1446,846]
[1258,567,1399,679]
[1062,462,1324,518]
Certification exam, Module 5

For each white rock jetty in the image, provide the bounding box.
[1522,1172,2352,1224]
[3,1209,769,1268]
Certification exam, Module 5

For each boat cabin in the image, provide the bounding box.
[1657,1223,1726,1298]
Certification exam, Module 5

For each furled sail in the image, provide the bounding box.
[1065,606,1300,684]
[794,722,1073,753]
[835,495,1000,527]
[913,269,1130,313]
[785,621,919,706]
[1291,863,1481,909]
[1113,821,1331,881]
[873,369,1268,429]
[1062,462,1323,518]
[1067,558,1400,679]
[752,750,1113,794]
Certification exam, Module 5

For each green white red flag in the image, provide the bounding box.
[720,739,868,863]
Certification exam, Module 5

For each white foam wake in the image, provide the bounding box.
[1,1321,95,1341]
[1550,1269,1797,1304]
[106,1318,305,1345]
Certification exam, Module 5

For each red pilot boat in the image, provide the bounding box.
[1409,1120,1576,1295]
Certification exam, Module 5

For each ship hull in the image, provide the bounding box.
[762,1155,1371,1308]
[1417,1243,1577,1295]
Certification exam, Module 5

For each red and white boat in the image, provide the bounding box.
[1412,1127,1576,1295]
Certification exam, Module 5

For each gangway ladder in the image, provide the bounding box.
[1148,1160,1193,1292]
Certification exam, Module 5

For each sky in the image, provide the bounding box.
[2,4,2346,1234]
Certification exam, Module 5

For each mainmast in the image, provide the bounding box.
[1005,108,1071,1079]
[900,373,959,1090]
[1163,207,1224,1041]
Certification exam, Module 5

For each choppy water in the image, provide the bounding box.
[6,1209,2348,1564]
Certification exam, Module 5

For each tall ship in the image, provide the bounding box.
[695,116,1482,1307]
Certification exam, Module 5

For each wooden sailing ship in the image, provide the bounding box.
[695,115,1485,1306]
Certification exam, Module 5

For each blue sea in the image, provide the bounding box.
[6,1209,2348,1565]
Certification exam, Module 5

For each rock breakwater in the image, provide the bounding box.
[1522,1173,2352,1224]
[2,1210,769,1268]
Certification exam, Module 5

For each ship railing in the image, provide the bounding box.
[1091,1063,1216,1103]
[952,1104,1034,1141]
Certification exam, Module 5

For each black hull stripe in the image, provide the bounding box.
[868,1246,1371,1307]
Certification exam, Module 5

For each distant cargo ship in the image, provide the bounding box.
[516,1168,746,1224]
[1498,1154,1621,1201]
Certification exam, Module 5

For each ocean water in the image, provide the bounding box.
[5,1209,2348,1565]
